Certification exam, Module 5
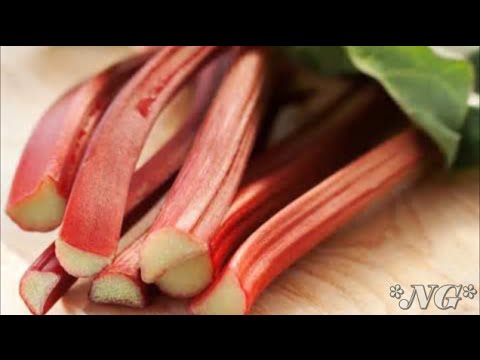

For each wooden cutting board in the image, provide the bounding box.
[1,46,479,315]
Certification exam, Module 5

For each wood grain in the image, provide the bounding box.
[1,46,478,315]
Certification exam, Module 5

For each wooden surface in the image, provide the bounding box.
[1,46,479,315]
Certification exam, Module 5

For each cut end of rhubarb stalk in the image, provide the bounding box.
[7,178,66,232]
[55,239,112,277]
[90,274,146,308]
[20,271,60,315]
[155,254,213,298]
[190,270,246,315]
[140,228,207,284]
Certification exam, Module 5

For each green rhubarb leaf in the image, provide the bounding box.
[345,46,474,166]
[280,46,475,167]
[455,103,480,169]
[470,51,479,92]
[279,46,356,75]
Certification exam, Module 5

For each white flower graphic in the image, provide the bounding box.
[390,284,404,299]
[463,284,478,299]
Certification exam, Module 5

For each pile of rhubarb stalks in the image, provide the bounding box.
[7,46,437,315]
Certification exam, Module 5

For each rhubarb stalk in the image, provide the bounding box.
[190,129,434,315]
[55,46,221,277]
[6,50,154,232]
[138,48,268,298]
[155,84,402,298]
[92,83,398,306]
[20,61,223,315]
[90,236,150,308]
[209,84,401,274]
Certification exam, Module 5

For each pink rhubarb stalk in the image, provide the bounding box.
[190,128,434,315]
[209,84,399,274]
[20,60,223,315]
[55,46,221,277]
[137,48,269,298]
[6,50,155,232]
[91,83,397,306]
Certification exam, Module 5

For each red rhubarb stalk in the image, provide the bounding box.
[190,129,434,315]
[90,84,396,307]
[90,236,150,308]
[125,56,226,212]
[6,50,154,232]
[19,131,169,315]
[90,129,259,307]
[20,62,223,315]
[138,48,268,298]
[55,46,221,277]
[210,84,400,273]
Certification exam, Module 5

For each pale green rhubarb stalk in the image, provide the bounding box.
[6,50,156,232]
[190,128,434,315]
[55,46,221,277]
[20,60,223,315]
